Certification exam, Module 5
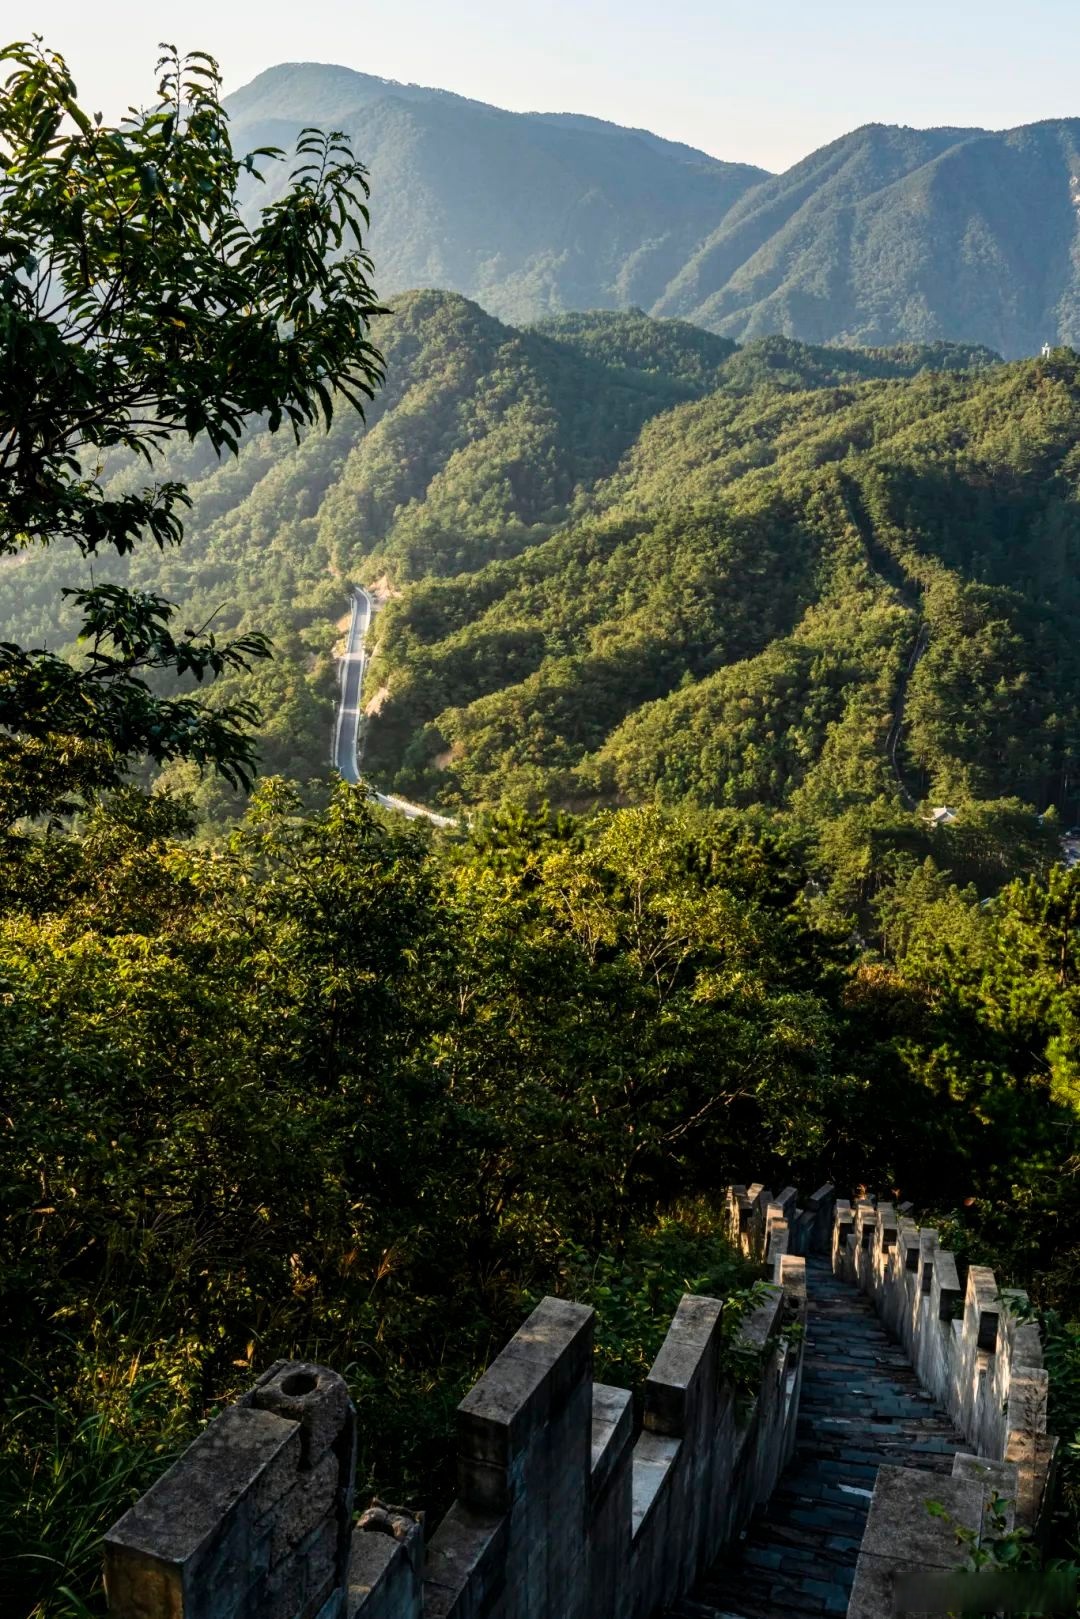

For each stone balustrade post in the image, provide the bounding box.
[105,1361,356,1619]
[426,1296,594,1619]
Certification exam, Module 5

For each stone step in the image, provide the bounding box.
[741,1521,863,1559]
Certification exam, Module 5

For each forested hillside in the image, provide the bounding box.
[0,293,1008,839]
[225,63,768,321]
[653,119,1080,355]
[225,66,1080,355]
[0,293,742,812]
[8,49,1080,1619]
[368,341,1080,869]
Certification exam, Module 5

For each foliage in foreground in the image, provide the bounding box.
[0,38,383,813]
[0,785,828,1616]
[3,782,1080,1613]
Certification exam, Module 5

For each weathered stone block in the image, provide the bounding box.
[847,1465,984,1619]
[250,1540,338,1619]
[966,1265,1000,1352]
[347,1530,399,1608]
[249,1363,351,1468]
[643,1295,723,1437]
[1005,1426,1058,1525]
[900,1229,920,1272]
[934,1249,962,1321]
[778,1254,806,1308]
[270,1451,340,1566]
[455,1454,517,1516]
[104,1405,298,1619]
[588,1385,633,1619]
[1006,1368,1049,1436]
[630,1431,680,1539]
[424,1502,507,1619]
[766,1219,789,1273]
[735,1287,783,1360]
[951,1453,1018,1530]
[348,1503,423,1619]
[457,1297,593,1471]
[260,1550,310,1619]
[875,1203,898,1252]
[590,1384,633,1505]
[294,1519,338,1611]
[506,1295,594,1403]
[831,1200,855,1277]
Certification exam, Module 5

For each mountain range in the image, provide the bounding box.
[11,290,1076,837]
[226,64,1080,358]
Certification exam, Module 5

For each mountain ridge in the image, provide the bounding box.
[225,65,1080,354]
[225,60,754,165]
[0,291,1007,821]
[224,66,770,323]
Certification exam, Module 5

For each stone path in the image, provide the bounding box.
[668,1255,966,1619]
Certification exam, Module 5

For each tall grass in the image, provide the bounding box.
[1,1330,205,1619]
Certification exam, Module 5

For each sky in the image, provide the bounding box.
[18,0,1080,173]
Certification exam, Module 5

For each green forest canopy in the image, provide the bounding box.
[5,786,1080,1614]
[6,289,1043,878]
[363,326,1079,838]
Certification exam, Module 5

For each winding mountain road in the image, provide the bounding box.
[333,585,373,787]
[333,585,457,829]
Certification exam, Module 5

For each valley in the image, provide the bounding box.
[7,292,1074,906]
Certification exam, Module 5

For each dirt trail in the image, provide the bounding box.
[886,624,929,811]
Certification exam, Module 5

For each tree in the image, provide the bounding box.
[0,39,384,814]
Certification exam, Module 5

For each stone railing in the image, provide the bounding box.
[832,1197,1061,1613]
[104,1240,807,1619]
[833,1196,1057,1524]
[726,1179,836,1270]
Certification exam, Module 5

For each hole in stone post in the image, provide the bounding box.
[280,1370,319,1397]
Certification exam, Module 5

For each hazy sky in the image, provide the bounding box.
[18,1,1080,172]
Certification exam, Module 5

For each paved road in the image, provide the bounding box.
[333,585,457,830]
[333,585,372,786]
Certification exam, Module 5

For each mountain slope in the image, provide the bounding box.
[0,294,1007,820]
[657,121,1080,356]
[0,296,747,798]
[226,66,1080,354]
[652,124,980,331]
[355,340,1080,825]
[8,279,1069,839]
[226,64,768,322]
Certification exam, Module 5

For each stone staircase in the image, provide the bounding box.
[668,1255,967,1619]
